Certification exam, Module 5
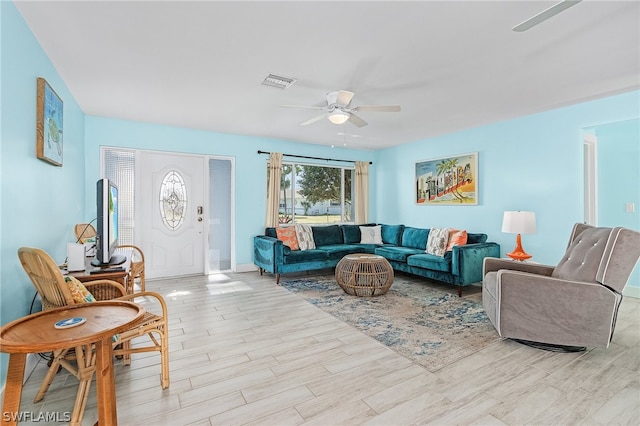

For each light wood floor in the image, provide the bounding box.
[17,271,640,425]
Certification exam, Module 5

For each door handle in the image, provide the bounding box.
[197,206,203,215]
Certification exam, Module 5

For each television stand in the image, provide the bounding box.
[91,253,126,267]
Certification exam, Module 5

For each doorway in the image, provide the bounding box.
[102,148,234,279]
[583,133,598,226]
[582,119,640,294]
[138,151,206,279]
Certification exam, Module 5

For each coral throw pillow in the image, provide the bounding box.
[65,276,96,304]
[446,229,468,251]
[276,226,299,250]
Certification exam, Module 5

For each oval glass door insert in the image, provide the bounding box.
[160,170,187,230]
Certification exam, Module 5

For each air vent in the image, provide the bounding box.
[261,73,296,89]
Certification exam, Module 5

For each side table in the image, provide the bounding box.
[335,253,394,296]
[66,247,133,291]
[0,301,144,426]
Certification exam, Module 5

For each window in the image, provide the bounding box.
[103,149,135,245]
[277,162,353,224]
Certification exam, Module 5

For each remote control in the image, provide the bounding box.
[90,267,124,274]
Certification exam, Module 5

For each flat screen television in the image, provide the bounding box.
[91,178,126,266]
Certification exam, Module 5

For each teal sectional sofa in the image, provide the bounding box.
[253,224,500,296]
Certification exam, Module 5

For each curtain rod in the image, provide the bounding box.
[257,150,372,165]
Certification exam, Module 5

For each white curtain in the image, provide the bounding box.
[354,161,369,224]
[265,152,283,227]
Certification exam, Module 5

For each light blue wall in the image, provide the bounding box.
[83,116,376,266]
[1,1,86,383]
[374,90,640,288]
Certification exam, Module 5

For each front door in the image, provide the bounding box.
[139,151,206,279]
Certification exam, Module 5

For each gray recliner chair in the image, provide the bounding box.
[482,223,640,350]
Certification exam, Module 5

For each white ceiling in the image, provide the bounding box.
[15,0,640,150]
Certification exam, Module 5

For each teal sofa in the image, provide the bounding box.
[254,224,500,296]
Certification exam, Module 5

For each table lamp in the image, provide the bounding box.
[502,211,536,261]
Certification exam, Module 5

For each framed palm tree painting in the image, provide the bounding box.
[415,152,478,205]
[36,77,63,166]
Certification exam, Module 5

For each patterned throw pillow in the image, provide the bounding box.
[446,229,468,251]
[276,226,299,250]
[64,276,96,304]
[295,224,316,250]
[360,225,383,244]
[426,228,450,257]
[65,276,119,341]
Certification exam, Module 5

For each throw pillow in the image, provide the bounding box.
[446,229,468,251]
[360,225,383,244]
[276,226,299,250]
[64,276,96,304]
[426,227,450,257]
[64,276,119,342]
[295,224,316,250]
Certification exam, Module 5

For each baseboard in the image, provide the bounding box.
[0,353,41,398]
[622,285,640,299]
[235,263,258,273]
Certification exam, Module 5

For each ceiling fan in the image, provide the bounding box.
[512,0,582,32]
[281,90,401,128]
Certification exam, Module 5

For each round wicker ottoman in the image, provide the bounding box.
[335,253,394,296]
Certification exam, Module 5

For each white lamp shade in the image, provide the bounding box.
[502,211,536,234]
[328,110,349,125]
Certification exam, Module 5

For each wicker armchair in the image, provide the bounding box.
[17,247,169,425]
[118,244,146,293]
[73,223,96,243]
[74,224,147,293]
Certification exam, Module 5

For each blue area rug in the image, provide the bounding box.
[280,273,502,372]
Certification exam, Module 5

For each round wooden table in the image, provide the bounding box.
[335,253,394,296]
[0,301,144,426]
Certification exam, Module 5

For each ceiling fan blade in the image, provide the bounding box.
[353,105,401,113]
[281,105,326,110]
[512,0,582,32]
[348,113,368,128]
[336,90,355,107]
[300,113,327,126]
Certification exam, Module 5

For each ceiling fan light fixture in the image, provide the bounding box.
[328,110,349,125]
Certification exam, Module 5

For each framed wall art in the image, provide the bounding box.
[36,77,63,166]
[415,152,478,205]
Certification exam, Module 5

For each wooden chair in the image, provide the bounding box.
[118,244,146,293]
[17,247,169,426]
